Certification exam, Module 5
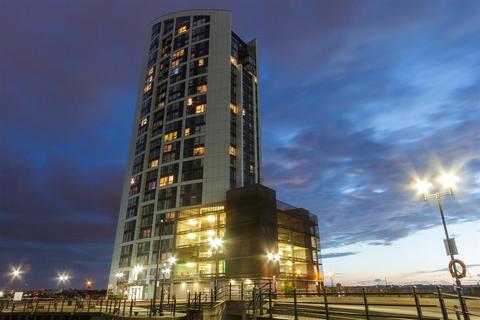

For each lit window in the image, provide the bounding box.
[164,131,178,142]
[148,67,154,76]
[184,128,191,136]
[140,117,148,126]
[187,233,197,239]
[249,164,254,173]
[230,104,238,114]
[163,144,173,152]
[178,25,188,34]
[150,159,159,168]
[143,83,152,93]
[158,101,165,109]
[130,178,136,185]
[195,104,205,113]
[173,49,185,59]
[230,56,238,66]
[148,181,156,190]
[146,75,153,83]
[193,146,205,156]
[171,67,179,75]
[198,58,205,66]
[171,59,180,68]
[242,109,246,116]
[197,85,207,93]
[229,146,236,156]
[187,98,193,106]
[166,212,175,220]
[159,175,175,186]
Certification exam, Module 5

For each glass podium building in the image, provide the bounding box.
[108,9,322,300]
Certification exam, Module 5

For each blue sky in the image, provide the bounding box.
[0,0,479,289]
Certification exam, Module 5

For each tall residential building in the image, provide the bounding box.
[109,9,322,300]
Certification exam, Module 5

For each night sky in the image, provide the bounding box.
[1,1,480,289]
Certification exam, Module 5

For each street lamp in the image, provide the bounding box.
[413,173,463,286]
[152,218,165,315]
[9,267,23,281]
[57,272,70,291]
[209,236,223,300]
[414,172,470,318]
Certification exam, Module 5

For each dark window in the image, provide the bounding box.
[126,196,139,219]
[161,35,172,58]
[132,154,144,175]
[140,98,152,118]
[180,183,202,206]
[148,138,162,162]
[191,41,209,59]
[189,58,208,76]
[143,170,158,202]
[151,22,161,39]
[193,15,210,27]
[166,101,184,121]
[156,82,168,109]
[163,19,173,35]
[186,94,206,108]
[123,220,136,242]
[136,242,150,265]
[158,58,170,83]
[182,159,203,181]
[191,25,209,43]
[158,187,177,210]
[188,76,207,95]
[138,116,149,136]
[173,33,189,50]
[135,134,147,155]
[119,244,133,267]
[184,115,205,135]
[162,141,181,164]
[151,110,165,137]
[168,82,185,102]
[159,163,179,186]
[183,136,205,158]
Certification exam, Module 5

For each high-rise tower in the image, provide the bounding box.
[109,9,321,300]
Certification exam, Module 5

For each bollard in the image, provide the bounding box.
[187,291,191,308]
[362,287,370,320]
[293,288,298,320]
[123,298,126,316]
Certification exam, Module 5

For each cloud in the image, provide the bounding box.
[322,251,358,259]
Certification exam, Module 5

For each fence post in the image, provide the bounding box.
[194,292,197,309]
[362,287,370,320]
[199,292,202,310]
[210,288,214,308]
[187,291,191,308]
[173,296,176,316]
[252,287,256,318]
[268,288,273,319]
[129,299,133,317]
[436,286,448,320]
[412,286,423,320]
[323,286,330,320]
[456,286,470,320]
[60,297,65,312]
[229,282,232,300]
[293,288,298,320]
[259,288,264,315]
[241,281,244,301]
[87,295,91,312]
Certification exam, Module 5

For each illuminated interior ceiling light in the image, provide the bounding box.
[187,233,197,239]
[209,237,223,249]
[186,262,196,267]
[115,272,124,279]
[207,215,215,222]
[188,219,198,226]
[206,230,215,236]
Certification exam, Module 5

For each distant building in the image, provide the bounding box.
[108,9,322,299]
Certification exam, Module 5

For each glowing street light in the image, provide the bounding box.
[57,273,70,283]
[267,252,281,262]
[115,272,124,279]
[10,267,23,281]
[167,256,177,265]
[209,237,223,250]
[412,172,465,290]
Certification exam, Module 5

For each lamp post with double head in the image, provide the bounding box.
[414,172,470,319]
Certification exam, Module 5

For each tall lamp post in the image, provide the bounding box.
[414,172,470,319]
[152,219,165,315]
[209,237,223,300]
